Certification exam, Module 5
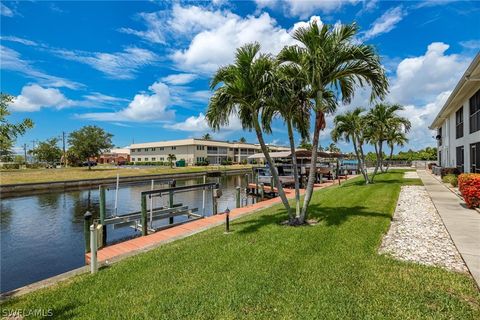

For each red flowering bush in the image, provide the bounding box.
[458,174,480,209]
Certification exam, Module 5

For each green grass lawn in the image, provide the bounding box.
[2,171,479,319]
[0,164,252,185]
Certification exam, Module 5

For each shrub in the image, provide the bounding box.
[442,174,458,187]
[1,163,20,169]
[458,173,480,209]
[440,167,459,178]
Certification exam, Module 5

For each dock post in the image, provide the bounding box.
[169,180,176,224]
[255,168,259,196]
[202,175,206,216]
[90,222,98,274]
[236,186,241,208]
[99,186,107,246]
[213,184,221,216]
[141,194,147,236]
[84,211,92,253]
[259,183,265,200]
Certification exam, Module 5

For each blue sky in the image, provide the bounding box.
[1,0,479,152]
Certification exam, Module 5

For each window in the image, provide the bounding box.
[145,158,149,161]
[151,157,156,161]
[144,148,149,152]
[196,145,205,150]
[160,157,164,161]
[456,107,464,139]
[172,146,176,150]
[131,158,135,161]
[456,146,464,173]
[471,142,480,173]
[131,149,135,153]
[469,89,480,133]
[137,158,142,162]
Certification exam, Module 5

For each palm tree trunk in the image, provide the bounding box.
[351,136,367,184]
[287,119,301,221]
[371,143,380,182]
[253,118,292,216]
[379,140,385,173]
[358,141,370,184]
[299,109,324,223]
[385,145,394,172]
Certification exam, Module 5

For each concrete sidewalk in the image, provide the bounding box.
[417,170,480,289]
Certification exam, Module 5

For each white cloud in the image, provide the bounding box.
[9,84,73,112]
[82,92,129,104]
[290,15,323,33]
[171,11,295,74]
[119,11,167,44]
[0,36,38,46]
[398,91,451,148]
[460,39,480,50]
[164,112,242,132]
[389,42,469,105]
[161,73,198,85]
[363,6,405,40]
[78,81,175,122]
[255,0,359,18]
[1,3,14,17]
[0,45,82,89]
[53,47,159,79]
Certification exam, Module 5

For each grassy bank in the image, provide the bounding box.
[1,171,479,319]
[0,165,252,185]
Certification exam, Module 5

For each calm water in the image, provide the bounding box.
[0,174,253,293]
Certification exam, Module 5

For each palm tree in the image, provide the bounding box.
[278,21,388,223]
[202,133,211,140]
[365,103,411,180]
[326,143,340,153]
[265,63,311,222]
[331,108,370,184]
[385,128,408,172]
[167,154,176,168]
[206,42,292,215]
[238,137,246,143]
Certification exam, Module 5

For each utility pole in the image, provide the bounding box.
[23,143,27,165]
[31,140,37,163]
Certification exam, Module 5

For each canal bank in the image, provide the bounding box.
[0,168,252,198]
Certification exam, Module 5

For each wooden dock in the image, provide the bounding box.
[86,176,357,265]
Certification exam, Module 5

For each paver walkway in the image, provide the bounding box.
[417,170,480,288]
[87,177,357,265]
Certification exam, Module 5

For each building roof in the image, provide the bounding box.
[129,138,290,151]
[248,150,344,159]
[429,53,480,129]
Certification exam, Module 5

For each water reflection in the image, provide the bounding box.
[0,174,253,293]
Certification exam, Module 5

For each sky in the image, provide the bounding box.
[1,0,479,153]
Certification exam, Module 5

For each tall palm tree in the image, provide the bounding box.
[331,108,370,184]
[278,22,388,223]
[238,137,246,143]
[265,63,311,222]
[202,133,211,140]
[365,103,411,180]
[385,128,408,172]
[167,154,176,168]
[206,42,292,215]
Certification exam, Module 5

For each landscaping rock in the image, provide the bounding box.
[379,186,467,273]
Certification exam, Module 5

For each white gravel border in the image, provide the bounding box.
[379,186,467,273]
[403,171,419,179]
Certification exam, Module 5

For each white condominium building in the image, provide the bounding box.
[430,53,480,173]
[129,138,289,165]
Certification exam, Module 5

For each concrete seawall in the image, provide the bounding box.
[0,169,251,198]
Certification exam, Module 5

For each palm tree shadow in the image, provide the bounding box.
[234,203,391,234]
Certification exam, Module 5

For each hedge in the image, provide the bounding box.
[458,173,480,209]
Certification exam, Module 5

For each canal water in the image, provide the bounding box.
[0,173,254,293]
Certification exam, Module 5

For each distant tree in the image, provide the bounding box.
[239,137,247,143]
[385,128,408,171]
[298,138,312,151]
[326,143,341,153]
[68,126,113,169]
[31,137,62,165]
[167,154,176,168]
[202,133,211,140]
[0,93,34,161]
